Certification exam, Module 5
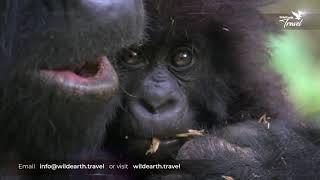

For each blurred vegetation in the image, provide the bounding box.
[260,1,320,118]
[269,32,320,115]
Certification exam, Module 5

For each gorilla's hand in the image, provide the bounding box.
[176,121,276,179]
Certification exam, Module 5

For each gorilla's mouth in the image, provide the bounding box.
[37,56,118,98]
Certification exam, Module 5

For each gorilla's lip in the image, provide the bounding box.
[37,56,119,98]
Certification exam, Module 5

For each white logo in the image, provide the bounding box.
[279,10,305,28]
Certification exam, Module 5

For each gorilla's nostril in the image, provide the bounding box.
[140,99,157,114]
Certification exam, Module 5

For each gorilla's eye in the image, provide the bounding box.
[172,49,193,68]
[121,49,145,67]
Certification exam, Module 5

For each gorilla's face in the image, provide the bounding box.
[107,24,224,160]
[0,0,145,159]
[112,42,198,160]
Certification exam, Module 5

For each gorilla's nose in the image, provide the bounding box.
[129,80,187,125]
[139,92,177,114]
[128,84,190,136]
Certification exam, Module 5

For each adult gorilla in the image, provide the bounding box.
[0,0,144,162]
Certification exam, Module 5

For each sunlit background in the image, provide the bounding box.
[259,0,320,125]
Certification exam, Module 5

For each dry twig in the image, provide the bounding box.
[145,138,160,155]
[176,129,206,138]
[222,175,234,180]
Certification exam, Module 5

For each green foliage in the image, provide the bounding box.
[269,31,320,115]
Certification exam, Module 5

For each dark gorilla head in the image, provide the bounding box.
[108,0,289,160]
[0,0,145,160]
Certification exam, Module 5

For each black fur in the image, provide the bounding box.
[110,0,320,179]
[0,0,145,178]
[1,0,319,179]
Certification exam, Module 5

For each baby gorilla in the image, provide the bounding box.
[108,0,320,179]
[0,0,144,168]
